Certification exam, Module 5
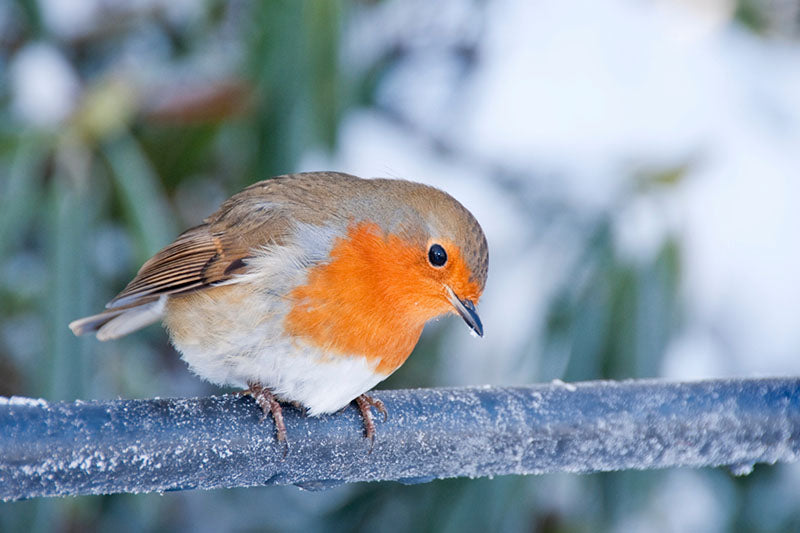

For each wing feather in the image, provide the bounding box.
[106,225,227,308]
[71,173,354,339]
[106,198,292,309]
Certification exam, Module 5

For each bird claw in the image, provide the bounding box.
[242,386,386,454]
[245,382,289,454]
[355,394,388,448]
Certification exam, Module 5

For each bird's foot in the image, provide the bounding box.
[244,382,288,447]
[355,394,388,446]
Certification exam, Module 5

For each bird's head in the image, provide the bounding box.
[284,178,488,373]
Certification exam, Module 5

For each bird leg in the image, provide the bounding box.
[244,382,287,444]
[355,394,388,443]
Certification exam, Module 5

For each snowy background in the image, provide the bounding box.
[2,0,800,531]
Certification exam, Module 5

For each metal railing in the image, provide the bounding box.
[1,377,799,501]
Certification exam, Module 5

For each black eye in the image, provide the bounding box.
[428,244,447,267]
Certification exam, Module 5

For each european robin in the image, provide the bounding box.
[70,172,488,442]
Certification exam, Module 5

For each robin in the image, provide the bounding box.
[70,172,488,443]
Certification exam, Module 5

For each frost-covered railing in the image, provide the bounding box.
[1,378,799,500]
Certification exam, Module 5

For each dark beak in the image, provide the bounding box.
[445,286,483,338]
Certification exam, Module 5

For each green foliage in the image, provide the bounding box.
[734,0,770,34]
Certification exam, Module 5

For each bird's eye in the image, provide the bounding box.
[428,244,447,267]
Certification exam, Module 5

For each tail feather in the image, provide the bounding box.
[69,309,126,336]
[69,297,166,341]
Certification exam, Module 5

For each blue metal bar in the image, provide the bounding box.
[1,378,799,501]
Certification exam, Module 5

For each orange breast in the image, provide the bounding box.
[284,222,457,375]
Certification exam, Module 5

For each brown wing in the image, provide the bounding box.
[106,225,221,308]
[107,193,293,309]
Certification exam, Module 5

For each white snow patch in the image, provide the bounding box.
[9,42,80,127]
[0,396,48,407]
[550,379,577,392]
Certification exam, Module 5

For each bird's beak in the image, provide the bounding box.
[445,286,483,338]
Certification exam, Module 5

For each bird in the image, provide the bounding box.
[69,171,488,443]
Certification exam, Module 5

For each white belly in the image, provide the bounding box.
[162,237,390,415]
[163,284,388,416]
[176,335,387,416]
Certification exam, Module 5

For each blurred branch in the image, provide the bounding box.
[2,378,799,500]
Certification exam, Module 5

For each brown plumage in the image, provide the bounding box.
[70,171,489,441]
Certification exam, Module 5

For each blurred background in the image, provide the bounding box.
[2,0,800,531]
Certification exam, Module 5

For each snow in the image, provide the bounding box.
[9,42,80,127]
[0,396,48,407]
[550,379,578,392]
